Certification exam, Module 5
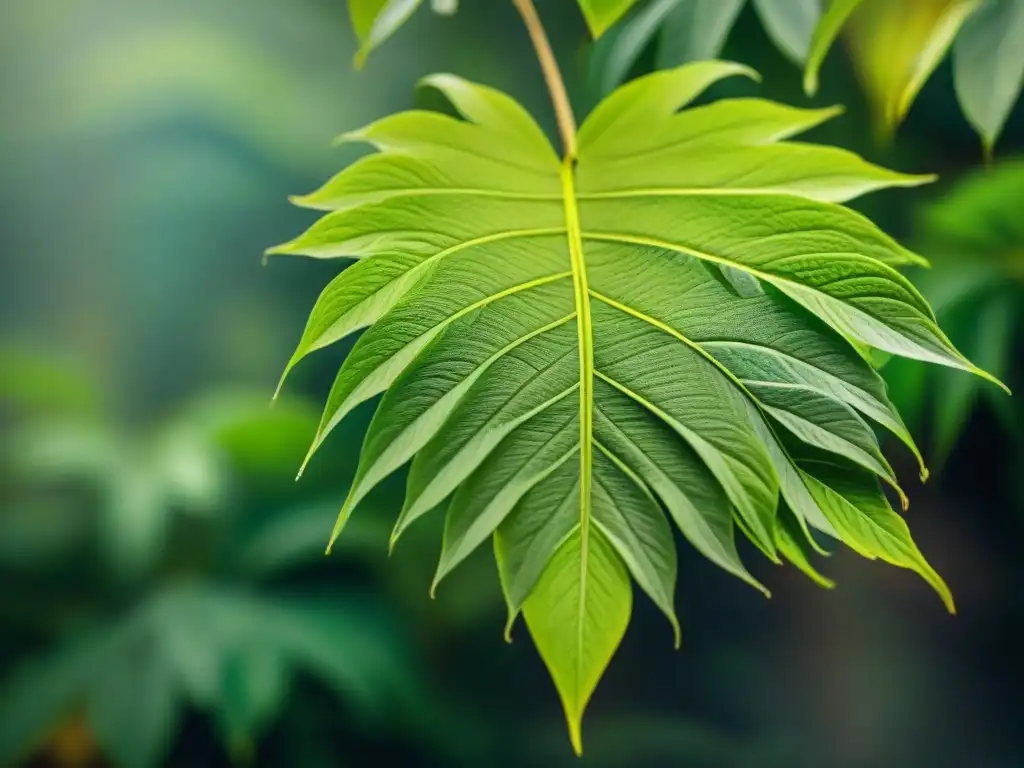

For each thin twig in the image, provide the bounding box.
[512,0,578,159]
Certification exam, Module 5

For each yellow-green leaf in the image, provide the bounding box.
[269,61,1000,752]
[842,0,981,133]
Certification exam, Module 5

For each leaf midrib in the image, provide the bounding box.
[561,156,593,701]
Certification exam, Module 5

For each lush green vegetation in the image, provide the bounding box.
[1,0,1021,765]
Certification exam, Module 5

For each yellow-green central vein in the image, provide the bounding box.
[561,155,592,716]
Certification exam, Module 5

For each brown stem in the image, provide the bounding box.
[512,0,578,159]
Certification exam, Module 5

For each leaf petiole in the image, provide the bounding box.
[512,0,578,159]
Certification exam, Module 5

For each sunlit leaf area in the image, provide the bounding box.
[1,1,1022,766]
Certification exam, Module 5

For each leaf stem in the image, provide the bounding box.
[512,0,578,159]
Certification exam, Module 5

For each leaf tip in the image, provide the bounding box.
[803,71,820,98]
[568,718,584,757]
[981,139,994,167]
[919,465,930,483]
[973,365,1011,395]
[264,240,295,262]
[729,62,762,84]
[272,368,290,404]
[331,130,358,148]
[296,425,330,480]
[809,104,845,127]
[580,7,614,41]
[914,555,955,615]
[429,565,445,599]
[416,72,456,92]
[933,577,956,615]
[325,494,355,555]
[287,193,317,209]
[503,610,517,643]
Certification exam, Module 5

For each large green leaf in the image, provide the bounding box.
[271,61,998,750]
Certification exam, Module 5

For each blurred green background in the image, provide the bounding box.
[1,1,1022,766]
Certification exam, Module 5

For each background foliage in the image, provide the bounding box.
[1,0,1022,766]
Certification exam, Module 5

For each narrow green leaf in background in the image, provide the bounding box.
[656,0,746,69]
[804,0,864,96]
[750,0,821,64]
[589,0,686,97]
[953,0,1024,157]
